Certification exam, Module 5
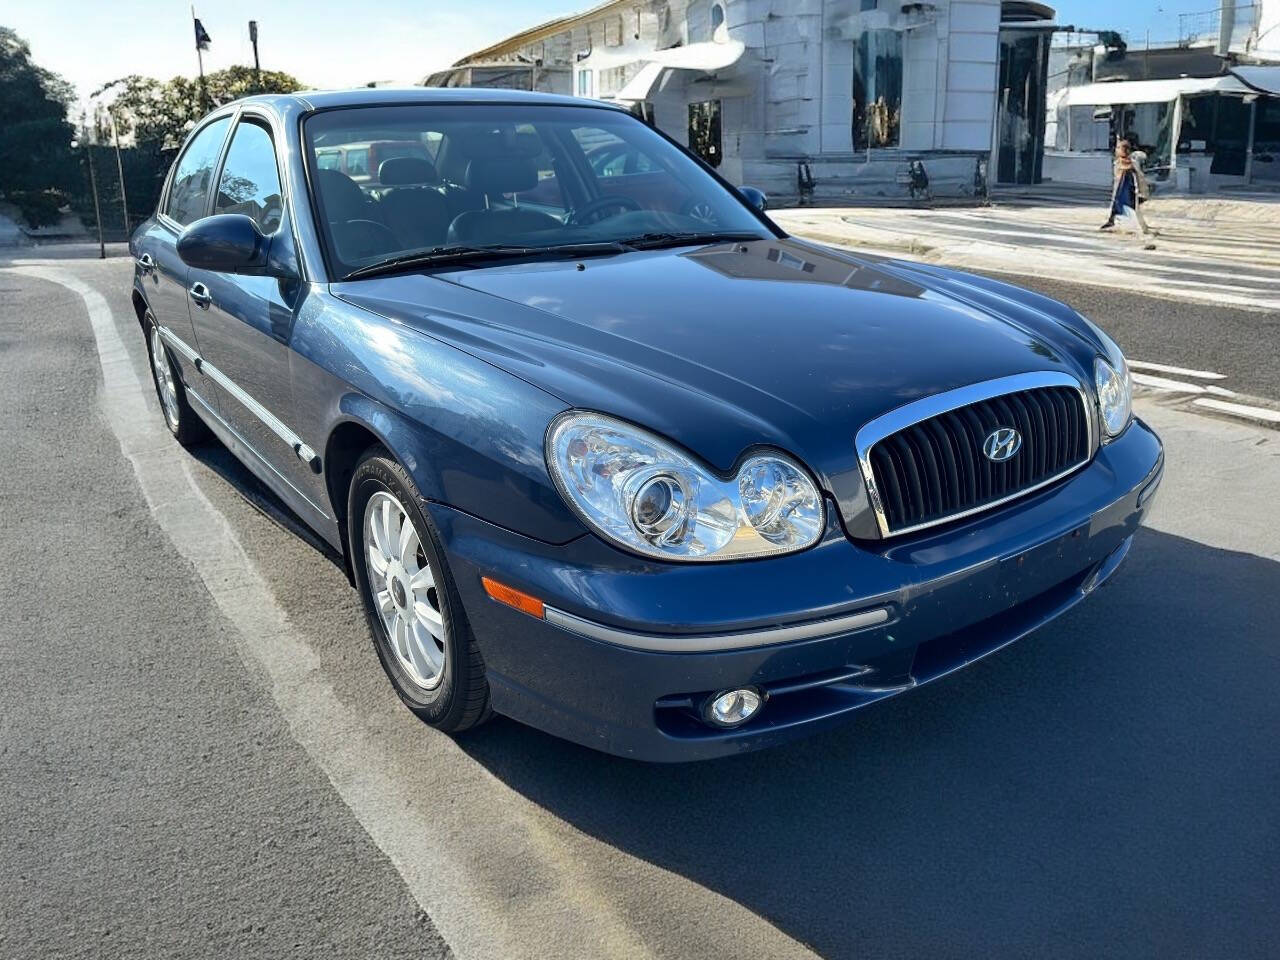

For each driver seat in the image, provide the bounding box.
[447,158,561,246]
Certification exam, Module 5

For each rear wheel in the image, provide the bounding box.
[349,447,490,732]
[146,315,207,446]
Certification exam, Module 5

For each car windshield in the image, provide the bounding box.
[303,103,774,279]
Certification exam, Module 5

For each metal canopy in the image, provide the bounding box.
[1059,75,1253,106]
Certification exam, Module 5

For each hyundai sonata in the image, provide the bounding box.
[130,89,1163,761]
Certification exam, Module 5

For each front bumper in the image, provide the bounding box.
[431,418,1163,762]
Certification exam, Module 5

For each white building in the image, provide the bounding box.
[1045,0,1280,191]
[426,0,1060,200]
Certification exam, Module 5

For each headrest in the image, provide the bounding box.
[314,168,367,219]
[378,156,438,185]
[465,157,539,196]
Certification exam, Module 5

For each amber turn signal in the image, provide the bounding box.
[481,577,545,619]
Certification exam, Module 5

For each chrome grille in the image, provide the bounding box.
[856,374,1095,537]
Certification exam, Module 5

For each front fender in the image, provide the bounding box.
[291,290,585,545]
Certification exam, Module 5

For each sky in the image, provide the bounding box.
[6,0,1234,107]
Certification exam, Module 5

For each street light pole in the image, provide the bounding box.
[109,109,130,237]
[90,79,132,239]
[79,114,106,260]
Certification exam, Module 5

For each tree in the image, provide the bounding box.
[0,27,77,226]
[108,65,304,149]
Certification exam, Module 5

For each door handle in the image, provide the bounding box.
[188,282,212,309]
[137,253,155,273]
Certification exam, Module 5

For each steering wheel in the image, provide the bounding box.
[332,219,401,262]
[679,197,719,225]
[567,194,642,226]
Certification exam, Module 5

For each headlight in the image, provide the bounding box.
[1094,356,1132,438]
[546,412,824,561]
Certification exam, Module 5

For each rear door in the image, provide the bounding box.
[186,112,320,510]
[140,115,232,401]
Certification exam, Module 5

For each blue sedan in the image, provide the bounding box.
[130,89,1163,761]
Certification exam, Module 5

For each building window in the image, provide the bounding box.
[853,29,903,150]
[688,100,723,167]
[577,69,594,98]
[860,0,877,9]
[599,65,632,96]
[605,16,623,47]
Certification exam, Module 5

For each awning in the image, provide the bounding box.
[1059,75,1252,107]
[611,40,746,101]
[1231,66,1280,96]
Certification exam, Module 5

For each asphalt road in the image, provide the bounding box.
[989,272,1280,402]
[1,254,1278,959]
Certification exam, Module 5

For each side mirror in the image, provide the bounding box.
[738,186,768,213]
[178,214,275,275]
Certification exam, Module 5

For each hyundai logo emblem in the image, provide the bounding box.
[983,427,1022,462]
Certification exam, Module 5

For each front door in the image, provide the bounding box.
[186,115,321,515]
[144,115,232,401]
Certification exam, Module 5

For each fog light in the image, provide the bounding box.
[704,688,764,728]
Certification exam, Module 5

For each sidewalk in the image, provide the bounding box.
[774,194,1280,314]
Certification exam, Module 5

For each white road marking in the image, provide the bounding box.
[10,266,817,960]
[1131,373,1206,394]
[1192,397,1280,424]
[1128,360,1227,380]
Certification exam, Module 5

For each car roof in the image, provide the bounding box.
[237,87,627,113]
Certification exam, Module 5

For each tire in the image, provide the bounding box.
[348,446,491,732]
[145,313,208,447]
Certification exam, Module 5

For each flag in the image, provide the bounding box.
[194,18,212,51]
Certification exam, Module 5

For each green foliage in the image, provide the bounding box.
[0,26,77,226]
[109,65,304,149]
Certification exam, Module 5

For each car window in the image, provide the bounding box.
[214,120,284,233]
[592,146,628,177]
[166,117,231,226]
[579,129,661,177]
[316,151,342,170]
[512,124,566,215]
[345,148,370,177]
[304,104,770,277]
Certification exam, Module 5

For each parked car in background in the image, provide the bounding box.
[130,89,1162,761]
[315,138,438,185]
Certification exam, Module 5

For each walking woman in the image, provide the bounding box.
[1101,138,1155,249]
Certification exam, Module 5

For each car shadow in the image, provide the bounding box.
[186,437,344,567]
[459,529,1280,959]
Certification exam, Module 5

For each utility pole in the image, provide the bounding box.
[249,20,261,90]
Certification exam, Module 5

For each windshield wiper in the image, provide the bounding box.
[342,241,630,281]
[613,231,766,250]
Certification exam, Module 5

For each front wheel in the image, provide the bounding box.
[349,448,490,732]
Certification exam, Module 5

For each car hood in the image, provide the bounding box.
[332,237,1106,533]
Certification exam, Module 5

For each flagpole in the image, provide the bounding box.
[192,5,208,113]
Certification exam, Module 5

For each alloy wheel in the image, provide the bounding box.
[363,490,448,690]
[150,326,181,430]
